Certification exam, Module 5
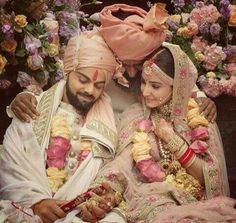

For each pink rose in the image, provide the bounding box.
[190,5,220,26]
[138,119,153,132]
[207,5,220,23]
[136,159,165,182]
[191,127,209,141]
[220,76,236,97]
[77,150,91,162]
[224,63,236,76]
[47,159,65,169]
[189,140,208,154]
[51,136,71,150]
[198,76,222,98]
[46,136,71,168]
[203,44,226,71]
[191,36,208,53]
[190,8,203,26]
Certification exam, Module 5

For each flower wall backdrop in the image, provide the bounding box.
[0,0,101,93]
[164,0,236,97]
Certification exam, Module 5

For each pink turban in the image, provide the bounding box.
[99,3,169,62]
[63,31,117,85]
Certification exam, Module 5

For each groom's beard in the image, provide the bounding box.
[65,81,96,115]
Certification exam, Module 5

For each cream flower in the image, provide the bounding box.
[132,132,149,143]
[187,98,209,128]
[188,115,209,128]
[187,107,199,121]
[14,15,28,28]
[51,115,71,139]
[169,14,181,24]
[188,98,199,109]
[132,141,152,162]
[56,59,64,70]
[47,43,59,57]
[47,167,67,193]
[194,51,205,62]
[206,71,217,79]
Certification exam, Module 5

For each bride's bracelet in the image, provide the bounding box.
[175,146,197,168]
[166,134,186,154]
[114,191,123,206]
[166,135,197,168]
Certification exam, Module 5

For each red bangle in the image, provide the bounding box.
[178,148,194,166]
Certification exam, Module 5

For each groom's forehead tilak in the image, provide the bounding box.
[92,70,99,81]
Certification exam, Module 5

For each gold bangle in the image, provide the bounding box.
[175,145,188,159]
[114,191,123,206]
[166,134,185,154]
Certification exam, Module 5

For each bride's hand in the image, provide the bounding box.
[154,118,176,142]
[79,183,115,222]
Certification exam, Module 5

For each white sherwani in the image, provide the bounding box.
[0,80,126,223]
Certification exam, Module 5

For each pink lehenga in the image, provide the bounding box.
[93,43,236,222]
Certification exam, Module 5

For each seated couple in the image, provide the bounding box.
[1,3,236,223]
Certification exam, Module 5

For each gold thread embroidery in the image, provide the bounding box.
[86,119,117,146]
[92,142,113,159]
[33,83,58,147]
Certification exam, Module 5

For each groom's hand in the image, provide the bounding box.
[32,199,66,223]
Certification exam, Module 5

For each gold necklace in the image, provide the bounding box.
[151,103,181,176]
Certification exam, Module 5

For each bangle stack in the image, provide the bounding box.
[166,135,197,168]
[166,134,185,154]
[176,147,197,168]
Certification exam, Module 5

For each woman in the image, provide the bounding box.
[78,42,236,223]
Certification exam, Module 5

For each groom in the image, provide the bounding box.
[0,31,123,223]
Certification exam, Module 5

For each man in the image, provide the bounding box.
[0,31,126,223]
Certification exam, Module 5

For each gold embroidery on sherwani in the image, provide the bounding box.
[92,142,113,159]
[33,83,58,148]
[86,119,117,146]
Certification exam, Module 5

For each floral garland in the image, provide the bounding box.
[131,98,210,198]
[46,114,91,193]
[131,119,165,183]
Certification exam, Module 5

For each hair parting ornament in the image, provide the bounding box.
[142,51,173,87]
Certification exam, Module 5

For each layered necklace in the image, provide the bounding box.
[150,101,181,176]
